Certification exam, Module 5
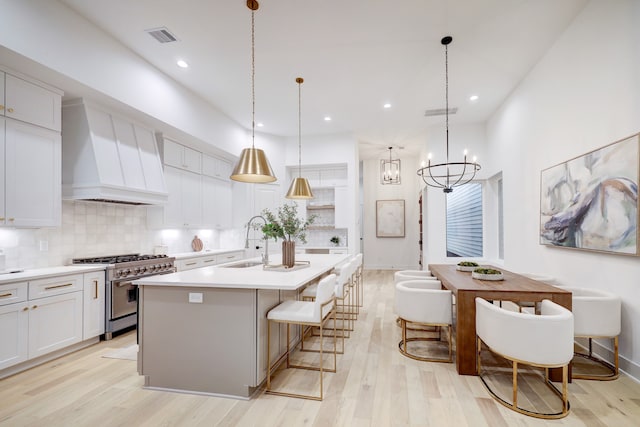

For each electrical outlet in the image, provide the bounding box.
[188,292,203,303]
[39,240,48,252]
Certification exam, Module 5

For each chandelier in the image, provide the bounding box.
[285,77,314,199]
[416,36,480,193]
[230,0,277,183]
[380,147,401,185]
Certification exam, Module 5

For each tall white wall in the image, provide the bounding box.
[362,154,422,269]
[485,0,640,377]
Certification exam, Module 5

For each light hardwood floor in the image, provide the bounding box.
[1,270,639,426]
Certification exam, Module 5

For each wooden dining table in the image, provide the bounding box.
[428,264,572,380]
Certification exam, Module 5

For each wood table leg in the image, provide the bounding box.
[455,291,478,375]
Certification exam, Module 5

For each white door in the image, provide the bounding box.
[83,272,105,339]
[0,302,29,370]
[4,120,61,227]
[28,292,83,359]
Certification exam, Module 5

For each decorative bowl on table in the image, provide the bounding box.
[472,268,504,281]
[456,261,479,272]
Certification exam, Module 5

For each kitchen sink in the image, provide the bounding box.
[219,261,263,268]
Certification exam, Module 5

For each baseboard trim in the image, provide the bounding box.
[575,338,640,384]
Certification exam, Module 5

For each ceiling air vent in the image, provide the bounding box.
[424,107,457,117]
[145,27,178,43]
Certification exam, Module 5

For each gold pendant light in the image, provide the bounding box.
[285,77,314,199]
[230,0,277,183]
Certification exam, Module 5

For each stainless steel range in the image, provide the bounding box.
[73,254,175,339]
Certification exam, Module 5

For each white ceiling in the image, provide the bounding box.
[58,0,587,159]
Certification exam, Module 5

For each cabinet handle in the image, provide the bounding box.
[203,259,214,263]
[23,307,29,312]
[0,217,4,221]
[185,262,197,266]
[94,280,99,299]
[226,256,235,259]
[8,218,14,222]
[7,107,14,113]
[0,105,4,111]
[0,292,12,298]
[32,305,38,309]
[44,283,73,290]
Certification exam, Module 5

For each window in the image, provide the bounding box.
[446,182,483,257]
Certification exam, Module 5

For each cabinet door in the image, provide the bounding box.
[163,138,183,169]
[0,301,29,370]
[4,74,61,131]
[203,176,231,229]
[0,119,5,221]
[83,272,105,339]
[182,170,202,227]
[183,146,202,173]
[162,166,183,227]
[334,186,349,229]
[4,120,61,227]
[28,292,83,359]
[256,289,281,385]
[0,71,5,117]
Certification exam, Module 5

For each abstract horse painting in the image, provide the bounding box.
[540,133,639,255]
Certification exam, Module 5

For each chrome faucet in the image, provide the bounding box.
[245,215,269,265]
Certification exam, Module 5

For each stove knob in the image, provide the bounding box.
[114,270,121,278]
[121,268,130,276]
[140,266,147,273]
[133,267,140,274]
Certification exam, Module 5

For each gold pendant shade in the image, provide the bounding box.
[286,176,314,199]
[230,147,276,183]
[285,77,314,199]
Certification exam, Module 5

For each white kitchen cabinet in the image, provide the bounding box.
[175,251,244,272]
[27,291,83,359]
[155,165,202,228]
[163,138,201,173]
[334,186,349,228]
[0,281,29,371]
[1,118,61,227]
[202,154,232,182]
[82,271,105,340]
[2,71,62,132]
[202,175,232,229]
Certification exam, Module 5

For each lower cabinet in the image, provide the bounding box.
[28,291,83,359]
[0,300,29,370]
[83,271,105,339]
[0,270,104,372]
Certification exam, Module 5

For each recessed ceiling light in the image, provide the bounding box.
[177,59,189,68]
[469,95,479,101]
[383,103,392,109]
[324,116,332,121]
[257,122,264,127]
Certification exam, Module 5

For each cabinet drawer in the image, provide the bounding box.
[200,256,217,267]
[28,274,83,299]
[0,281,28,306]
[218,251,243,263]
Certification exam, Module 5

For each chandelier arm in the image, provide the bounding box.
[426,165,449,189]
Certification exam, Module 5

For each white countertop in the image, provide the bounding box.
[0,265,107,285]
[134,253,351,291]
[170,248,245,260]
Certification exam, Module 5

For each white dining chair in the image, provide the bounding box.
[563,286,621,380]
[475,297,574,419]
[395,280,453,362]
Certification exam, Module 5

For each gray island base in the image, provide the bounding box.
[135,253,350,399]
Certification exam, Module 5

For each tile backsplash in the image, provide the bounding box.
[0,201,244,269]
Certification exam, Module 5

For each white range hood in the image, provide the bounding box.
[62,99,168,205]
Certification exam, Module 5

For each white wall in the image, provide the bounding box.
[363,154,422,269]
[485,0,640,377]
[421,124,489,265]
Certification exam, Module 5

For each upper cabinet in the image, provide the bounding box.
[1,71,62,132]
[202,154,232,182]
[163,138,201,174]
[0,68,62,227]
[148,135,236,229]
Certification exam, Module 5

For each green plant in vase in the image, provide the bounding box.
[261,203,316,267]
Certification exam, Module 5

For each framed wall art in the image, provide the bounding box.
[540,132,639,256]
[376,199,405,237]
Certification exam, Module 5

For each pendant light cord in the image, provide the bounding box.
[298,79,302,178]
[251,8,256,148]
[445,40,450,187]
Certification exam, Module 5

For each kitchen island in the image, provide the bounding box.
[134,253,350,399]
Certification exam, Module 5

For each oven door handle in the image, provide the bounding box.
[115,281,134,287]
